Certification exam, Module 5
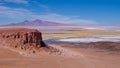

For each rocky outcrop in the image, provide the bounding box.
[0,28,70,56]
[86,42,120,51]
[57,41,120,52]
[0,28,46,51]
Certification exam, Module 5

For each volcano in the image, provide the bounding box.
[2,19,66,26]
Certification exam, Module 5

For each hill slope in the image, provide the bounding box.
[2,19,66,26]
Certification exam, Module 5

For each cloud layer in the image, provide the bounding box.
[1,0,28,4]
[0,0,97,25]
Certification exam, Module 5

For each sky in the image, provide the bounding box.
[0,0,120,26]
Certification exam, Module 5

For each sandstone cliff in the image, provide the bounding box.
[0,28,46,52]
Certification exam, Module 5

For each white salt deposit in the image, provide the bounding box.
[57,35,120,43]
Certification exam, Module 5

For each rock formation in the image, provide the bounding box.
[0,28,46,52]
[0,27,67,56]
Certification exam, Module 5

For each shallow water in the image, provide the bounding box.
[43,35,120,44]
[84,28,120,31]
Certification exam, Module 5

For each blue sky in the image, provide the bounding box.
[0,0,120,26]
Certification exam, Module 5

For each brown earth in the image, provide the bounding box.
[0,42,120,68]
[48,42,120,68]
[0,27,120,68]
[85,42,120,51]
[52,41,120,53]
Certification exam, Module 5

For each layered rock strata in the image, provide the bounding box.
[0,28,46,52]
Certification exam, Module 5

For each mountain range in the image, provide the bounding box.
[1,19,66,26]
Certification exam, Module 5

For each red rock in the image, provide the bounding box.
[0,28,46,50]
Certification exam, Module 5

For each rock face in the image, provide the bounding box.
[0,28,46,50]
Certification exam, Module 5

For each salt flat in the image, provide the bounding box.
[44,35,120,43]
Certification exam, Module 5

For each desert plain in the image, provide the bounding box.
[0,26,120,68]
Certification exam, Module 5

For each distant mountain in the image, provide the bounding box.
[2,19,67,26]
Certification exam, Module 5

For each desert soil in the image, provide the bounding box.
[0,43,120,68]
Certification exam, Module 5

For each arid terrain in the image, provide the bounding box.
[0,0,120,68]
[0,26,120,68]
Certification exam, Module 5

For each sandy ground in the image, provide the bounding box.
[0,26,120,68]
[0,43,120,68]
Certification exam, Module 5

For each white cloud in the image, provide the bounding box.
[35,13,96,25]
[0,6,32,18]
[31,1,51,12]
[1,0,28,4]
[0,5,97,25]
[39,4,51,12]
